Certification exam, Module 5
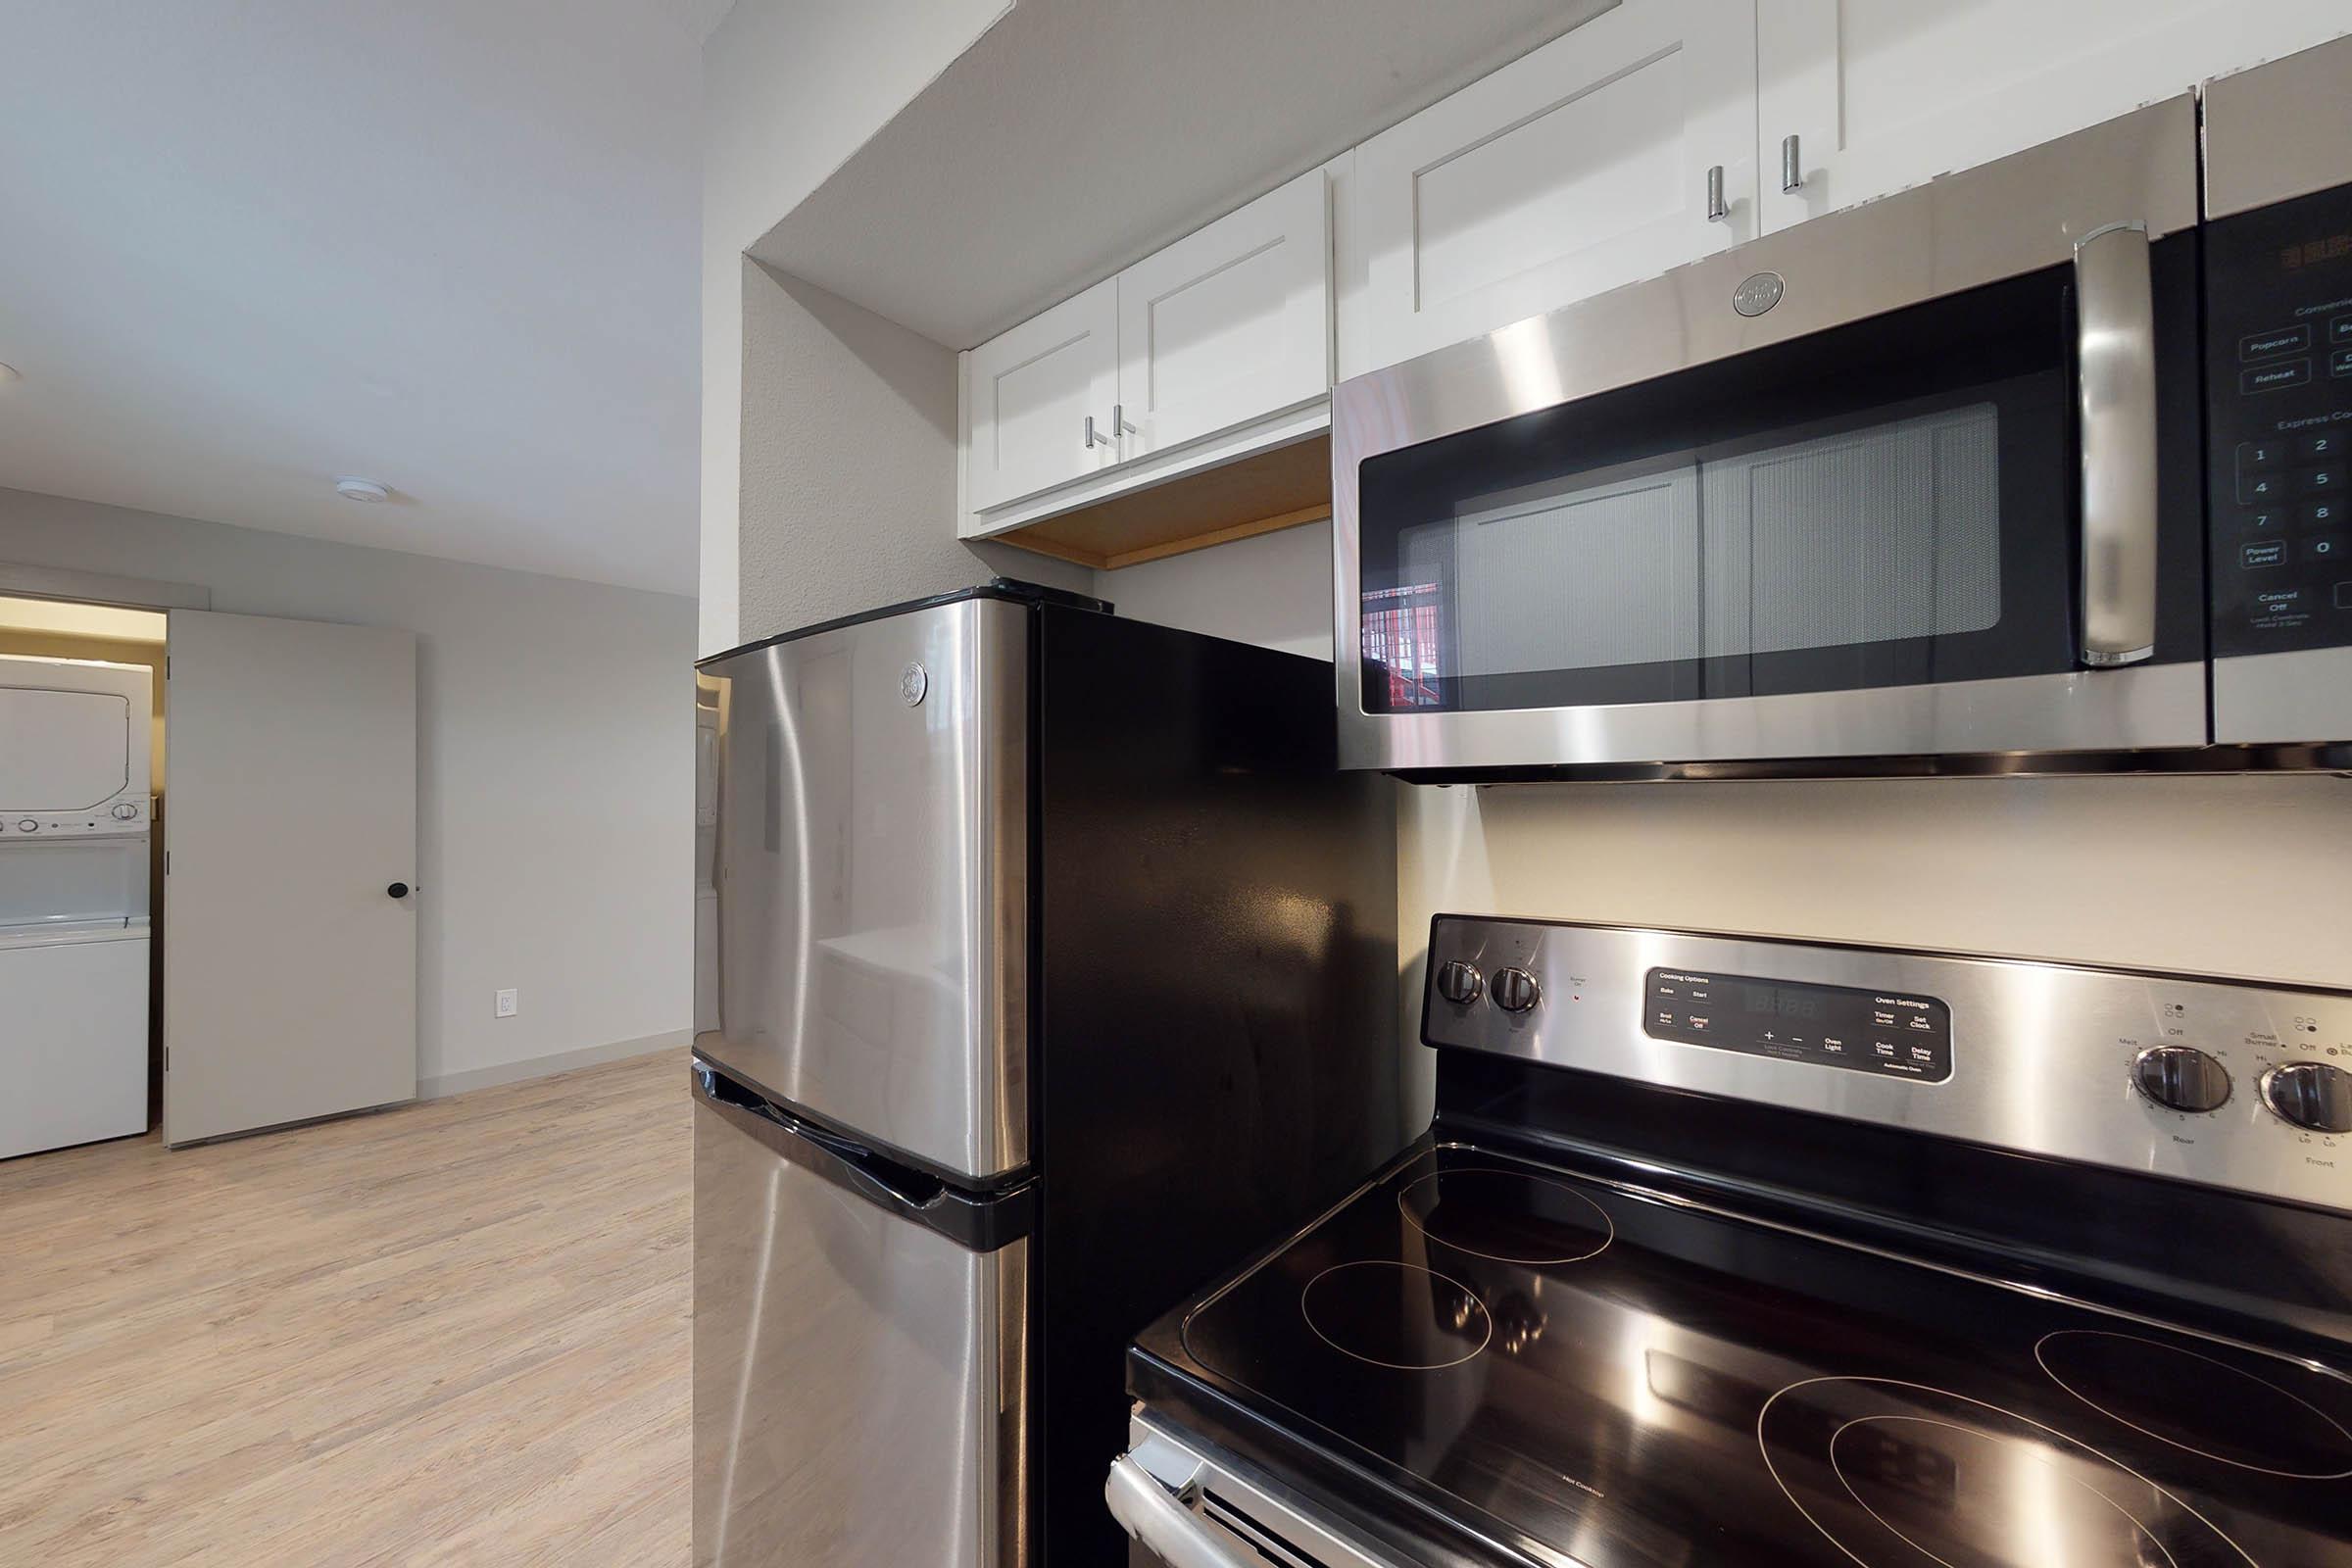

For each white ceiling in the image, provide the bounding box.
[753,0,1609,348]
[0,1,706,595]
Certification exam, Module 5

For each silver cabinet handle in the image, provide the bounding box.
[1084,415,1111,450]
[1106,1456,1256,1568]
[1781,133,1803,193]
[1112,402,1137,436]
[2073,220,2160,667]
[1705,164,1727,222]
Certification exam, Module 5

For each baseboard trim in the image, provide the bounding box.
[417,1029,689,1102]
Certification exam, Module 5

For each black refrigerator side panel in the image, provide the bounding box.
[1032,604,1407,1565]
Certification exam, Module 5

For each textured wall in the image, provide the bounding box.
[700,0,1013,654]
[733,262,1087,643]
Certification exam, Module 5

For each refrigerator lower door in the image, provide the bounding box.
[692,1064,1030,1568]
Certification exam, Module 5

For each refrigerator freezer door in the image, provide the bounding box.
[698,596,1029,1182]
[692,1080,1029,1568]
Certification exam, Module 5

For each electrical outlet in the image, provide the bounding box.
[495,988,518,1018]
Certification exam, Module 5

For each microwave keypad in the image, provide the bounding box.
[2207,190,2352,658]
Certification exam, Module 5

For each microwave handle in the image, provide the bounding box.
[2072,220,2159,667]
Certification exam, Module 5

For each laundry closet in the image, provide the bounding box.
[0,597,165,1157]
[0,593,420,1157]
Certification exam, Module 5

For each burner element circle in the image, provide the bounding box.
[1396,1167,1614,1266]
[1835,1416,2172,1568]
[1299,1260,1493,1371]
[1759,1378,2256,1568]
[2036,1329,2352,1480]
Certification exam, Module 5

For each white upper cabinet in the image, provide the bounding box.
[1116,168,1330,461]
[1757,0,2350,234]
[962,172,1333,525]
[962,276,1120,514]
[1348,1,1758,377]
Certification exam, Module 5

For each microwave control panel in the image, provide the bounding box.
[2206,181,2352,657]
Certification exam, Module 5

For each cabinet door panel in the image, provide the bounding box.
[1117,168,1330,459]
[1759,0,2349,234]
[1352,1,1757,376]
[963,277,1119,514]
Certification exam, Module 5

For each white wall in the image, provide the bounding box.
[734,263,1089,641]
[1092,520,1335,660]
[0,486,695,1093]
[701,0,1012,655]
[1404,770,2352,991]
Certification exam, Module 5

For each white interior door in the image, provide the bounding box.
[164,610,417,1145]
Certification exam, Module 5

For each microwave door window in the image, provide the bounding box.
[1397,465,1706,708]
[1368,400,2006,713]
[1352,262,2141,721]
[1721,402,2004,664]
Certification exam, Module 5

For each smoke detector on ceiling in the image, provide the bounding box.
[334,476,390,503]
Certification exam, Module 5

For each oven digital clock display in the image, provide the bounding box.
[1644,968,1952,1082]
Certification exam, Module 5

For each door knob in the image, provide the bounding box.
[387,882,411,900]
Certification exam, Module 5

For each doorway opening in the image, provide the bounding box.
[0,594,167,1157]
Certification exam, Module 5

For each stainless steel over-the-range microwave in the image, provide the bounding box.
[1333,38,2352,775]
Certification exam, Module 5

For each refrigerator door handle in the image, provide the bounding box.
[692,1062,1035,1250]
[722,1074,942,1205]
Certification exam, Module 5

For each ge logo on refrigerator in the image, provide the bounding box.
[900,662,928,707]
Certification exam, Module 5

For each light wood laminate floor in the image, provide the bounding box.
[0,1050,690,1567]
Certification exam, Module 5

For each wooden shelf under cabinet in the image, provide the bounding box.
[990,434,1332,572]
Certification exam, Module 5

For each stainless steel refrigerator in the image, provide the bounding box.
[692,582,1406,1567]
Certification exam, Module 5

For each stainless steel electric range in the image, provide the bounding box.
[1112,916,2352,1568]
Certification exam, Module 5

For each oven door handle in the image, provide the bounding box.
[1106,1455,1261,1568]
[2072,219,2160,668]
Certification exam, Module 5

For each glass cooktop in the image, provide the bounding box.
[1153,1145,2352,1568]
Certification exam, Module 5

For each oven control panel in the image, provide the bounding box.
[1422,915,2352,1212]
[2205,181,2352,658]
[1644,967,1952,1082]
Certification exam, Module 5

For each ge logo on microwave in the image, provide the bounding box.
[1733,271,1785,318]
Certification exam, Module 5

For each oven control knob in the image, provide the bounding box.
[2261,1061,2352,1135]
[2132,1046,2231,1113]
[1491,967,1542,1014]
[1435,960,1484,1006]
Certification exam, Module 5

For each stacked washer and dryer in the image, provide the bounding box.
[0,654,155,1158]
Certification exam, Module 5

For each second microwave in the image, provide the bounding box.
[1334,90,2221,775]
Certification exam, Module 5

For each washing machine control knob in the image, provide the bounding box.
[16,819,37,833]
[111,803,139,820]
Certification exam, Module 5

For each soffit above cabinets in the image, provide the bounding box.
[749,0,1612,349]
